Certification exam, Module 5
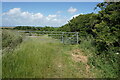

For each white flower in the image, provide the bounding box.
[116,53,119,54]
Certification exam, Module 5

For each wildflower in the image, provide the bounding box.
[116,52,119,55]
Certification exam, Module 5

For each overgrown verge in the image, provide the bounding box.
[2,30,23,54]
[60,2,120,78]
[79,36,119,78]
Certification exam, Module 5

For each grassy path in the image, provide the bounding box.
[3,35,98,78]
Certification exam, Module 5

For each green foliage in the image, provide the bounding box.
[88,53,119,78]
[60,2,120,78]
[93,2,120,55]
[78,35,96,55]
[2,30,23,53]
[13,26,59,31]
[3,36,93,78]
[2,2,120,78]
[13,26,38,30]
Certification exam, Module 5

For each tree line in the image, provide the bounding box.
[13,26,58,31]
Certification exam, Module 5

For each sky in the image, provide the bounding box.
[2,2,101,27]
[2,0,103,2]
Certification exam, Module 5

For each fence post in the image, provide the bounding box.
[62,32,64,43]
[76,32,79,44]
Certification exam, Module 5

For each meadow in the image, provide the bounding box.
[2,29,119,78]
[2,30,101,78]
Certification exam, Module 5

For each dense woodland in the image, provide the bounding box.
[2,2,120,78]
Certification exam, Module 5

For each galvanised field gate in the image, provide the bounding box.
[18,31,79,44]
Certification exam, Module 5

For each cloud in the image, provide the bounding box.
[67,7,77,14]
[56,11,62,14]
[48,14,57,18]
[70,13,86,20]
[33,13,43,19]
[46,15,57,20]
[2,8,68,27]
[6,8,21,15]
[70,14,79,20]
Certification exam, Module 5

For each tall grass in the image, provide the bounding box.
[79,36,96,56]
[2,36,82,78]
[2,30,23,54]
[2,30,119,78]
[3,35,100,78]
[79,35,119,78]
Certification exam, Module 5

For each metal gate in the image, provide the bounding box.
[18,31,79,44]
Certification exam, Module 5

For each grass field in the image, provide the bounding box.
[2,35,101,78]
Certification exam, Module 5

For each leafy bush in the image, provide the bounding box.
[2,30,23,53]
[78,35,96,55]
[88,53,119,78]
[78,35,119,78]
[59,2,120,78]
